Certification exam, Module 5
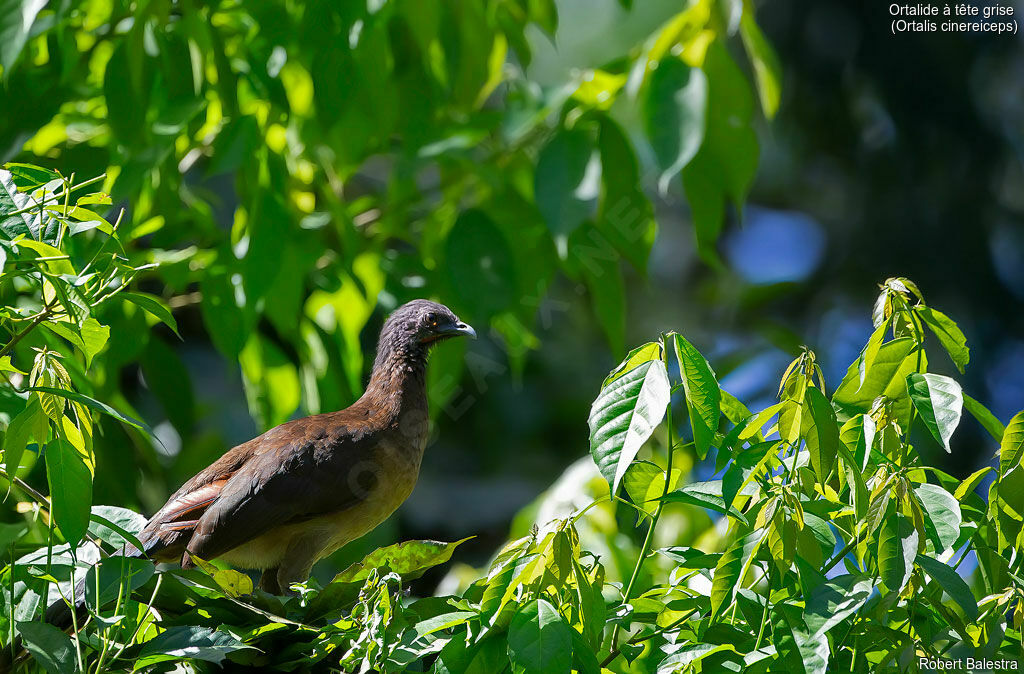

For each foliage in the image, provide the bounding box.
[2,191,1020,672]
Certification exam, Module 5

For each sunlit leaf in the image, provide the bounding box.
[671,333,720,458]
[644,58,707,193]
[333,538,473,584]
[998,410,1024,477]
[804,387,839,483]
[589,358,670,492]
[917,306,969,374]
[917,555,978,621]
[508,598,572,674]
[120,292,180,338]
[710,530,764,621]
[913,483,961,553]
[907,373,963,452]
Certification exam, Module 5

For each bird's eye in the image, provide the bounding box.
[426,312,437,326]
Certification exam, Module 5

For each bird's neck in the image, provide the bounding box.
[360,343,429,426]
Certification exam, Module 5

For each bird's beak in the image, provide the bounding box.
[436,320,476,339]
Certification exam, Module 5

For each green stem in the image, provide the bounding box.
[0,308,50,359]
[600,608,699,669]
[609,396,676,651]
[7,174,107,219]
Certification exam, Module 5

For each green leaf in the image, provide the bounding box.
[588,358,670,492]
[917,306,969,373]
[916,555,978,621]
[833,338,918,421]
[0,0,47,72]
[907,373,963,452]
[120,292,180,337]
[444,209,516,318]
[623,459,681,520]
[671,334,720,458]
[999,410,1024,477]
[602,341,660,387]
[877,511,916,594]
[710,530,764,621]
[17,621,75,674]
[104,40,149,148]
[913,483,961,553]
[0,170,58,243]
[333,538,473,584]
[535,127,599,253]
[507,598,572,674]
[88,505,147,551]
[963,393,1005,442]
[134,626,253,669]
[722,441,775,511]
[4,163,57,189]
[84,556,155,610]
[643,58,707,193]
[804,387,839,483]
[78,318,110,368]
[680,41,757,264]
[596,116,656,273]
[739,2,782,118]
[803,575,873,637]
[662,480,750,524]
[657,644,738,673]
[24,386,152,436]
[2,397,43,475]
[45,437,93,546]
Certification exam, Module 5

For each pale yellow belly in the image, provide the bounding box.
[217,449,422,570]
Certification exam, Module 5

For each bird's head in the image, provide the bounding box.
[378,300,476,360]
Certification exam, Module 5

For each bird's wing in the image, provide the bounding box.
[182,416,382,563]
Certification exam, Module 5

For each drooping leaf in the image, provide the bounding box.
[680,41,757,265]
[643,58,707,193]
[739,2,782,118]
[803,574,873,637]
[963,393,1005,442]
[120,291,180,337]
[16,621,75,674]
[877,510,916,594]
[44,437,93,546]
[998,410,1024,477]
[657,644,739,673]
[916,555,979,621]
[917,306,969,373]
[535,127,599,253]
[913,483,961,553]
[507,598,573,674]
[333,538,473,584]
[709,530,764,620]
[589,358,670,492]
[134,626,253,669]
[2,397,43,475]
[804,387,839,483]
[671,333,720,458]
[907,373,963,452]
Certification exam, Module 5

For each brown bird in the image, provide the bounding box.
[48,299,474,622]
